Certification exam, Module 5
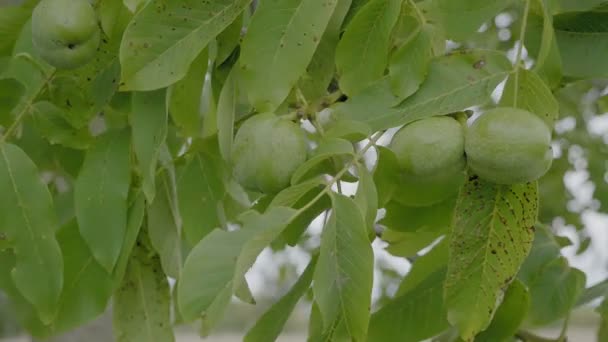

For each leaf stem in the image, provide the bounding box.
[513,0,531,107]
[293,131,385,218]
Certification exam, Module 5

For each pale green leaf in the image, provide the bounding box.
[335,0,401,95]
[389,25,433,100]
[148,170,182,279]
[0,143,63,323]
[119,0,251,91]
[131,89,168,202]
[381,197,456,233]
[423,0,515,41]
[52,221,113,333]
[176,143,225,244]
[527,1,562,88]
[97,0,132,39]
[444,177,538,340]
[475,279,530,342]
[500,69,559,128]
[112,193,146,288]
[335,50,512,131]
[240,0,338,111]
[270,176,326,208]
[244,256,317,342]
[168,48,208,137]
[397,238,448,296]
[178,206,296,320]
[75,130,131,272]
[30,101,92,149]
[383,228,446,258]
[554,11,608,78]
[198,285,232,337]
[113,241,175,342]
[298,0,352,102]
[313,194,373,340]
[556,0,607,12]
[291,137,354,185]
[216,67,238,161]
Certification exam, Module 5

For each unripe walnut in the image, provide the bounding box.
[390,116,466,207]
[231,113,308,194]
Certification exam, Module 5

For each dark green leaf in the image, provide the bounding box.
[354,162,378,238]
[216,67,238,161]
[244,256,317,342]
[215,14,242,65]
[113,193,146,288]
[30,101,92,149]
[75,130,131,272]
[554,11,608,78]
[475,279,530,342]
[389,25,433,100]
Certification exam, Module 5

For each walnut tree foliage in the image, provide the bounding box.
[0,0,608,341]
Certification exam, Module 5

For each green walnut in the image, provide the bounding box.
[465,107,553,184]
[32,0,100,69]
[231,113,308,194]
[390,116,466,207]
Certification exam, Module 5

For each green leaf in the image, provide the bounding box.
[335,0,401,95]
[148,170,182,279]
[556,0,607,12]
[131,89,169,202]
[240,0,338,111]
[475,279,530,342]
[383,228,446,258]
[0,77,25,126]
[0,0,35,55]
[389,25,433,100]
[112,193,146,288]
[216,67,238,161]
[52,221,113,333]
[0,143,63,323]
[335,49,512,131]
[527,2,562,88]
[396,238,449,296]
[215,14,242,65]
[517,224,564,285]
[298,0,352,103]
[598,297,608,342]
[313,193,373,340]
[30,101,92,149]
[178,206,296,320]
[0,250,51,338]
[324,119,372,142]
[75,130,131,272]
[381,197,456,233]
[500,69,559,128]
[373,146,400,206]
[423,0,515,41]
[524,257,586,326]
[97,0,133,39]
[244,256,317,342]
[119,0,251,91]
[291,137,354,185]
[176,143,225,244]
[354,162,378,238]
[367,269,448,342]
[168,48,208,137]
[113,240,175,342]
[554,11,608,78]
[444,177,538,340]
